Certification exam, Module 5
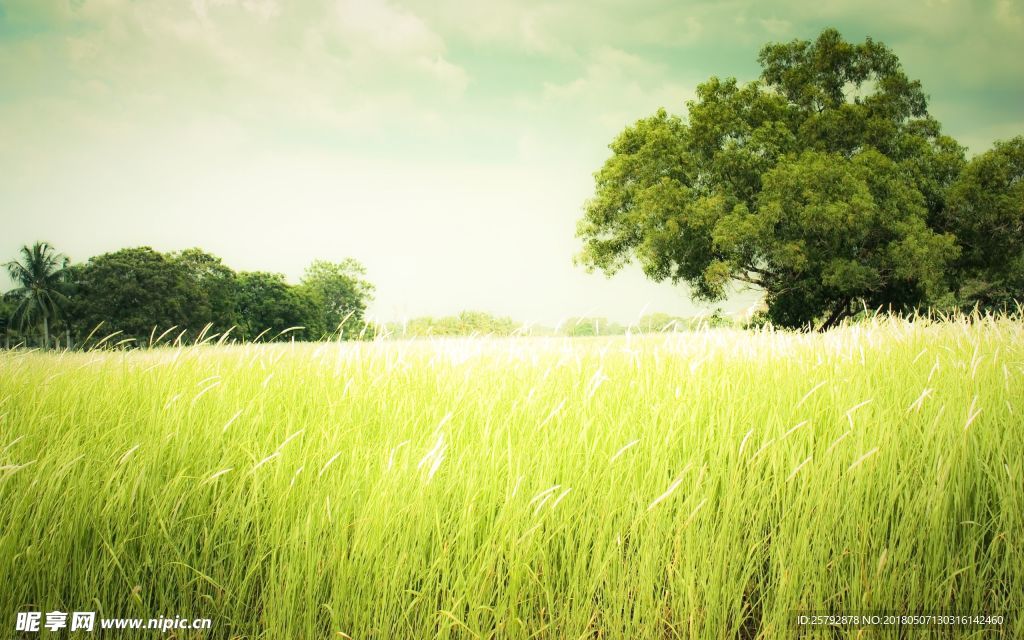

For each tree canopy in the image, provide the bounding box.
[576,28,1020,329]
[173,248,242,336]
[66,247,194,344]
[385,311,519,338]
[943,137,1024,309]
[298,259,376,340]
[235,271,322,342]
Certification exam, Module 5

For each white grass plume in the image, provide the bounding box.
[964,396,982,432]
[848,447,880,472]
[222,409,244,433]
[610,439,640,463]
[738,429,754,456]
[206,468,233,482]
[417,434,446,470]
[319,452,343,478]
[648,474,686,511]
[795,381,827,409]
[787,456,813,482]
[387,441,410,470]
[538,400,565,429]
[251,452,280,473]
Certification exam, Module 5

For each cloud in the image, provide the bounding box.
[405,0,710,54]
[0,0,467,143]
[758,17,793,37]
[537,47,696,134]
[333,0,442,57]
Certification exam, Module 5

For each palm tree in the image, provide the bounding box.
[5,242,70,350]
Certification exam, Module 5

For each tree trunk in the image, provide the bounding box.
[817,298,852,332]
[42,316,50,350]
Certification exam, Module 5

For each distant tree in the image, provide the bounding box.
[706,308,733,328]
[566,318,597,337]
[561,317,625,336]
[236,272,321,341]
[298,259,375,340]
[6,244,381,346]
[66,247,193,345]
[635,312,734,332]
[943,137,1024,310]
[4,242,71,349]
[637,313,680,332]
[171,248,240,335]
[394,311,517,337]
[0,293,15,347]
[452,311,517,335]
[576,28,965,330]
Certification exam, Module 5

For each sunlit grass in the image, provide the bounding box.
[1,316,1022,638]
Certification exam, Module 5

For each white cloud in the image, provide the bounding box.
[333,0,441,57]
[405,0,708,55]
[0,0,468,142]
[538,47,695,133]
[758,17,792,36]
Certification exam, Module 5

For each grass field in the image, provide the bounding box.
[1,317,1022,638]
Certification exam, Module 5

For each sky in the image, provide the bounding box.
[1,0,1022,325]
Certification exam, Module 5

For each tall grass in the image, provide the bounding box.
[1,316,1021,638]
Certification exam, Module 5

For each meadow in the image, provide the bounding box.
[1,316,1021,638]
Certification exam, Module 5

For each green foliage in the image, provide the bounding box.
[171,248,241,335]
[0,296,14,339]
[236,271,322,342]
[636,312,732,332]
[635,312,681,332]
[4,242,71,349]
[391,311,519,337]
[576,28,998,330]
[753,149,958,327]
[561,317,626,336]
[298,259,375,340]
[380,311,734,339]
[944,137,1024,309]
[45,246,375,346]
[65,247,194,346]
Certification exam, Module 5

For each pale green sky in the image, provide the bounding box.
[1,0,1022,324]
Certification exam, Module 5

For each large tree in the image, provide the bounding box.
[576,28,967,330]
[4,242,70,349]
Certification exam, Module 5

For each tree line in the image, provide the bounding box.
[0,244,744,348]
[577,29,1024,330]
[382,310,735,338]
[2,244,374,349]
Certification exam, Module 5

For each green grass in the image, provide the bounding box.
[1,317,1022,638]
